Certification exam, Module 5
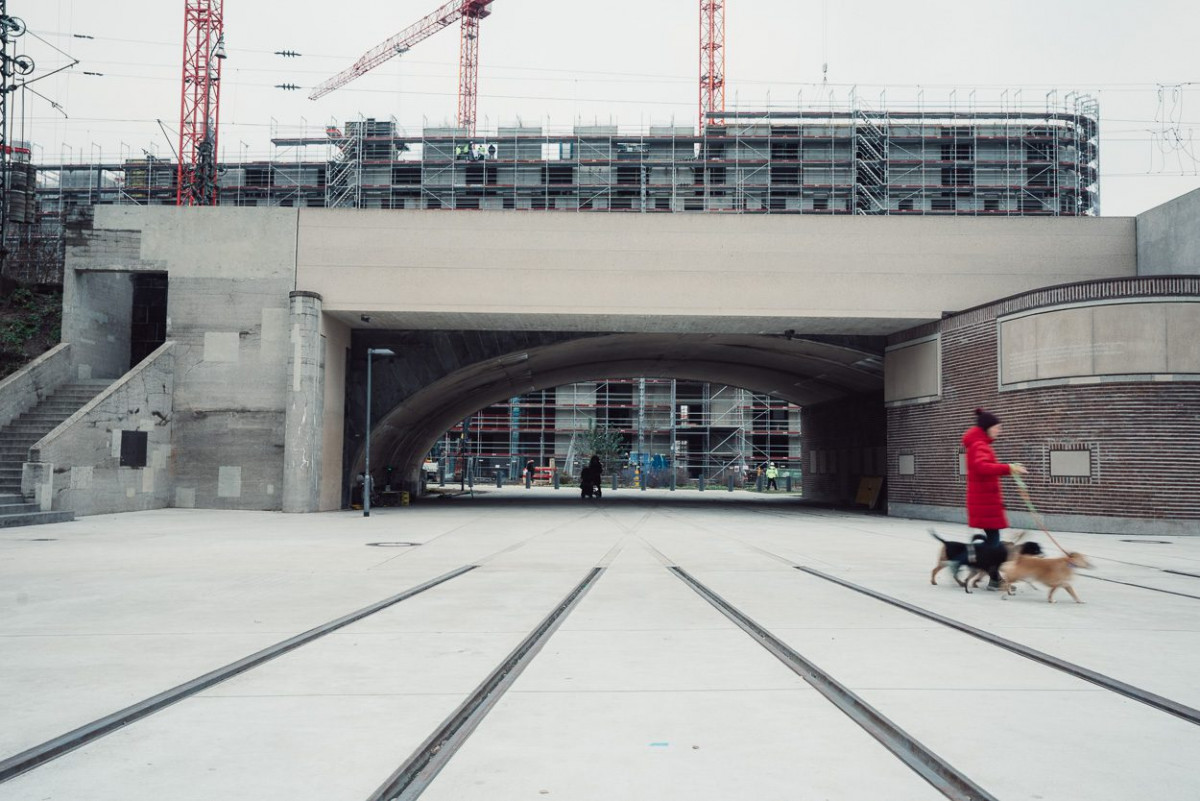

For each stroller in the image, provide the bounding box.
[580,458,603,499]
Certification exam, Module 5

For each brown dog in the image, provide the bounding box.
[1001,551,1093,603]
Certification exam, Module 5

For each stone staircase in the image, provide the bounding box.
[0,381,110,528]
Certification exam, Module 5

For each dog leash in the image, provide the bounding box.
[1012,473,1071,557]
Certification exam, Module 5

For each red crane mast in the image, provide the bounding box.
[699,0,725,131]
[177,0,225,206]
[310,0,494,135]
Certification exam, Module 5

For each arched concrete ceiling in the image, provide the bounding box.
[361,333,883,482]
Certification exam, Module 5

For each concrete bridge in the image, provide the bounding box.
[6,191,1198,533]
[297,208,1133,502]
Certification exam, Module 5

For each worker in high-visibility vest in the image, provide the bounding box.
[765,462,779,491]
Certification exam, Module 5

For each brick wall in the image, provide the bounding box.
[887,277,1200,532]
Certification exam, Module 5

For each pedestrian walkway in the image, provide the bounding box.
[2,490,1197,800]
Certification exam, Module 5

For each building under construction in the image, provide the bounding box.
[27,98,1099,228]
[439,379,801,488]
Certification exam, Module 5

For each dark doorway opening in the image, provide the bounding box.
[130,273,168,369]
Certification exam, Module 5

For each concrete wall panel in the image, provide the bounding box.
[1092,303,1167,375]
[1136,187,1200,275]
[1036,307,1093,379]
[62,271,134,380]
[1050,450,1091,477]
[1002,301,1199,385]
[295,210,1135,334]
[1167,304,1200,372]
[98,206,299,280]
[172,412,283,510]
[884,338,939,402]
[1000,315,1038,384]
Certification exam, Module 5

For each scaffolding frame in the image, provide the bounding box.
[431,378,801,488]
[34,96,1097,214]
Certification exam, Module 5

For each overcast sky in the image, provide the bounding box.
[15,0,1200,215]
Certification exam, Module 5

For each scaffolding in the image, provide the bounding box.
[433,378,801,488]
[28,95,1099,232]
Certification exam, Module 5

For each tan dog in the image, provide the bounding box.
[1001,552,1093,603]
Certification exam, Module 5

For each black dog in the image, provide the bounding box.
[929,530,1041,592]
[929,530,987,587]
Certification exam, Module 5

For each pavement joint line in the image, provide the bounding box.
[468,513,605,568]
[667,566,998,801]
[595,535,629,568]
[634,534,678,568]
[1079,573,1200,601]
[366,565,608,801]
[794,565,1200,727]
[0,564,480,785]
[1088,555,1200,574]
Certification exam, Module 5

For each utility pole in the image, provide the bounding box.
[0,3,32,278]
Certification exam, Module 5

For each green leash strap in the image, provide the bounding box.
[1011,472,1070,556]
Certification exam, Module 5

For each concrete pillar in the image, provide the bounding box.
[283,291,324,513]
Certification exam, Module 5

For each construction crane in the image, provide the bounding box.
[699,0,725,131]
[310,0,495,136]
[177,0,225,205]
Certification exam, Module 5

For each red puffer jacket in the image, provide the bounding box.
[962,426,1012,529]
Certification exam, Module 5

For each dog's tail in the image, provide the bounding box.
[928,528,948,544]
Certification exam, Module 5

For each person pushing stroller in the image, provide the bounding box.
[580,455,603,499]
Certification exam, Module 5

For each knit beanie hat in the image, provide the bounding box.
[975,408,1000,430]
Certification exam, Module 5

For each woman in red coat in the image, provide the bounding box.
[962,408,1028,551]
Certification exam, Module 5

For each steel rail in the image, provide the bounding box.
[0,564,478,783]
[669,566,999,801]
[367,566,605,801]
[796,565,1200,726]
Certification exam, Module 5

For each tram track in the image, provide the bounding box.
[641,518,1200,726]
[0,513,604,786]
[715,505,1200,600]
[1078,572,1200,601]
[3,503,1192,799]
[0,564,478,784]
[666,564,999,801]
[791,564,1200,725]
[636,524,1200,799]
[365,566,605,801]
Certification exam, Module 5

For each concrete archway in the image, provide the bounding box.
[347,332,885,494]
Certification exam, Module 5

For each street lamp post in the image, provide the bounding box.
[363,347,395,517]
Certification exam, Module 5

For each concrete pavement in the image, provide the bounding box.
[2,488,1198,800]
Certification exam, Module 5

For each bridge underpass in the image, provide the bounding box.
[341,330,887,503]
[50,206,1142,518]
